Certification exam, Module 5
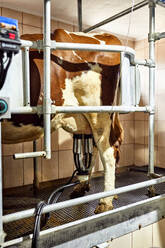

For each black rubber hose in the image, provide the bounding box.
[31,201,46,248]
[31,169,79,248]
[47,169,78,204]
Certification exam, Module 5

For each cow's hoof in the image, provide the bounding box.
[114,194,118,200]
[70,182,90,199]
[94,203,113,214]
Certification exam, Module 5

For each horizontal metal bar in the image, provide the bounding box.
[133,59,154,66]
[54,105,150,113]
[2,237,23,248]
[54,42,135,57]
[11,105,151,115]
[83,0,149,33]
[32,41,135,60]
[20,39,33,48]
[3,175,165,224]
[156,32,165,40]
[11,106,38,114]
[21,194,165,248]
[3,194,165,248]
[14,151,46,160]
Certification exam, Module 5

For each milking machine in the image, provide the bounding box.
[73,134,94,175]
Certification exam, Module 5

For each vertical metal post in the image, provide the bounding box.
[77,0,82,31]
[33,140,40,194]
[0,122,6,245]
[135,65,139,106]
[43,0,51,159]
[22,47,40,191]
[148,0,156,176]
[120,52,125,105]
[22,47,30,106]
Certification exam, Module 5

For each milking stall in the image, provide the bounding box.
[0,0,165,247]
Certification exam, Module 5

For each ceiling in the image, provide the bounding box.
[0,0,165,40]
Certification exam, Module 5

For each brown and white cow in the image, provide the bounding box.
[2,29,123,213]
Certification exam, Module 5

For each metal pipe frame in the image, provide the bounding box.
[155,31,165,40]
[20,40,33,47]
[83,0,149,33]
[54,105,150,114]
[22,45,40,193]
[33,41,136,62]
[158,32,165,39]
[11,106,38,114]
[135,65,139,106]
[1,0,164,246]
[13,34,151,163]
[2,194,165,248]
[134,58,154,66]
[22,47,30,106]
[33,140,40,193]
[13,106,150,160]
[77,0,82,32]
[148,0,156,176]
[14,151,46,159]
[11,105,150,115]
[43,0,51,159]
[33,40,155,67]
[3,175,165,224]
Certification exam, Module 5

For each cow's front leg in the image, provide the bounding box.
[95,146,116,214]
[70,144,98,198]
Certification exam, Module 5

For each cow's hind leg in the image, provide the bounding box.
[94,145,115,213]
[86,113,116,214]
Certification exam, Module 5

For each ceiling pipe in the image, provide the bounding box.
[77,0,82,31]
[83,0,149,33]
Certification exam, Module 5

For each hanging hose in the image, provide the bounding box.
[31,169,79,248]
[31,201,46,248]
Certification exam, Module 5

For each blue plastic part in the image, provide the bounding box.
[0,99,8,114]
[0,16,18,29]
[158,0,165,3]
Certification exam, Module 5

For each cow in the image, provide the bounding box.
[1,29,124,214]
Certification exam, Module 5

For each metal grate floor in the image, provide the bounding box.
[3,166,165,241]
